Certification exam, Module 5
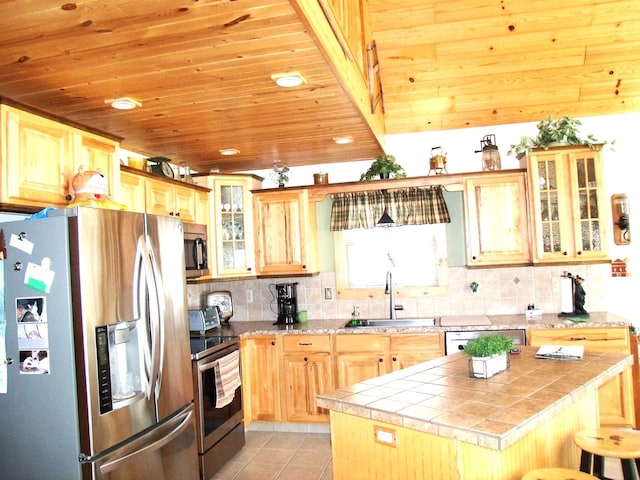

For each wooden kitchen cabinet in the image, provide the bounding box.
[280,335,333,422]
[145,176,197,222]
[464,171,531,266]
[119,168,209,224]
[334,333,445,385]
[1,104,120,210]
[253,189,318,275]
[193,174,261,277]
[389,333,444,371]
[529,327,634,426]
[118,170,147,213]
[242,336,280,423]
[526,146,609,264]
[334,334,387,388]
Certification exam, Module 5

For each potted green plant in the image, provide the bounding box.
[507,116,613,159]
[360,154,407,181]
[464,333,515,378]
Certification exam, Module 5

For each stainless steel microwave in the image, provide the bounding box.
[183,222,209,279]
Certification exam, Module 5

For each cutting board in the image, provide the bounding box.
[439,315,491,326]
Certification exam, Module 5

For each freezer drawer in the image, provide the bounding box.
[88,404,199,480]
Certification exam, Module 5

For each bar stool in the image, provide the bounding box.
[574,428,640,480]
[522,467,598,479]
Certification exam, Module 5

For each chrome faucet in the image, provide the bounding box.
[385,271,402,320]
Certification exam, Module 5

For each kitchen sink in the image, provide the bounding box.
[344,318,438,328]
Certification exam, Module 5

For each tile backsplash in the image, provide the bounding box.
[187,263,621,323]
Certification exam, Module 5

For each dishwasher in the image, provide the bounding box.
[444,329,526,355]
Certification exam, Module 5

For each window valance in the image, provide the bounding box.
[330,186,450,231]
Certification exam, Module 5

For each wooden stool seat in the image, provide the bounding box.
[522,467,598,479]
[574,428,640,480]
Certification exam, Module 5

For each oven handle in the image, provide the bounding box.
[198,345,239,372]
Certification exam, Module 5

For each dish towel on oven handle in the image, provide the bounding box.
[214,349,241,408]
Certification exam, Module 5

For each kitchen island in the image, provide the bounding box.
[316,346,633,480]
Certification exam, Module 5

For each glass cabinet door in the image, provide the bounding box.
[571,152,603,254]
[216,179,252,275]
[536,156,565,255]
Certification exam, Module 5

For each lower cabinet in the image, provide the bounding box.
[389,333,444,371]
[280,335,333,423]
[528,327,635,427]
[241,336,280,422]
[243,332,445,425]
[334,335,387,388]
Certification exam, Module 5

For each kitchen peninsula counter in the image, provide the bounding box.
[316,347,632,480]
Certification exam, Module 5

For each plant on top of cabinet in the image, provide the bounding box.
[360,154,406,181]
[507,116,613,159]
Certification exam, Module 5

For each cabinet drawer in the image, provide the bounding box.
[334,334,386,352]
[529,328,630,354]
[282,335,331,352]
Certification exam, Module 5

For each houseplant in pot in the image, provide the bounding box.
[360,154,407,181]
[507,115,613,160]
[464,333,515,378]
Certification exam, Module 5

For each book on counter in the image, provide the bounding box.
[535,345,584,360]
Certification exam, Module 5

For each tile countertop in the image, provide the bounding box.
[215,312,632,337]
[315,346,633,451]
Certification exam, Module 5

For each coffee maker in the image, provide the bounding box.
[276,282,298,325]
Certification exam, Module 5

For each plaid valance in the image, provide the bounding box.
[330,186,451,231]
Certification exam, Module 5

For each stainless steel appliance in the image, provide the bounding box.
[189,306,221,334]
[190,336,244,479]
[0,207,198,479]
[275,282,298,325]
[206,291,233,322]
[183,222,209,279]
[444,329,526,355]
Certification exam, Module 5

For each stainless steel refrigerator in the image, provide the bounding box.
[0,207,199,479]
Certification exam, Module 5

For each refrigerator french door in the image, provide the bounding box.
[0,207,198,479]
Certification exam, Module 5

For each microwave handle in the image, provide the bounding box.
[193,237,207,269]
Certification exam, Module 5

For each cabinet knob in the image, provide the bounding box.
[304,357,308,362]
[471,256,477,261]
[576,251,582,256]
[392,357,397,362]
[302,264,307,269]
[379,358,384,363]
[563,251,568,256]
[270,341,275,346]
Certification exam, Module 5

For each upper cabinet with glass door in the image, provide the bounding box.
[193,174,262,277]
[526,146,610,264]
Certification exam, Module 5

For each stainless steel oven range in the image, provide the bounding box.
[190,335,244,479]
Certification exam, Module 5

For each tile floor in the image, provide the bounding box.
[209,430,625,480]
[210,431,333,480]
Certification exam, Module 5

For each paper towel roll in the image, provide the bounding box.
[560,277,574,313]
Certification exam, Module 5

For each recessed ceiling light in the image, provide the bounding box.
[219,148,240,156]
[105,97,141,110]
[333,136,353,145]
[271,72,306,88]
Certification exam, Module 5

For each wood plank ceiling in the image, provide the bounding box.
[1,0,639,174]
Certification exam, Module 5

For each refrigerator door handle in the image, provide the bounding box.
[134,236,153,399]
[97,408,194,474]
[146,240,166,398]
